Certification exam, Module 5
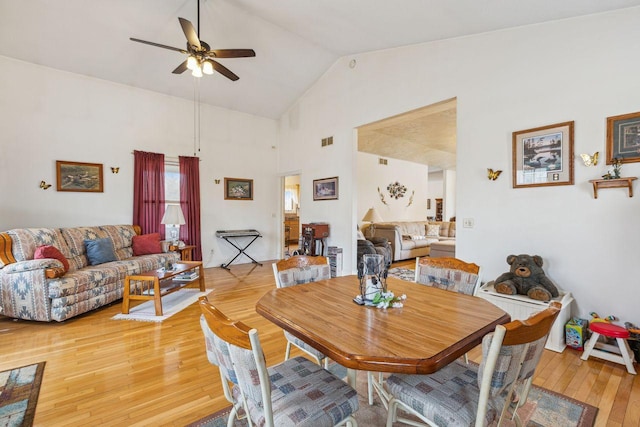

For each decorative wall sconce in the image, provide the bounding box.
[214,179,221,184]
[39,180,52,190]
[580,152,599,167]
[111,167,120,174]
[487,168,502,181]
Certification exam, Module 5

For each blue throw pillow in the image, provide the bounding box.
[84,238,117,265]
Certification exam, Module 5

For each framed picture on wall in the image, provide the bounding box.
[224,178,253,200]
[512,121,574,188]
[313,176,339,200]
[606,111,640,164]
[56,160,104,192]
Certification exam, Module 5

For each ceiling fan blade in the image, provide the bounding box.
[172,60,189,74]
[130,38,187,54]
[209,49,256,58]
[209,59,239,81]
[178,17,201,49]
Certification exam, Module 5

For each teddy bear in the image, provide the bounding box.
[494,254,559,301]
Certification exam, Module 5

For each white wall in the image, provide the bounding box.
[357,152,429,225]
[0,56,279,268]
[278,7,640,322]
[443,170,456,221]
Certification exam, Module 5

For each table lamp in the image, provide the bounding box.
[161,204,186,245]
[361,207,383,237]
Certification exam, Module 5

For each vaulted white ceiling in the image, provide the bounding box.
[2,0,639,121]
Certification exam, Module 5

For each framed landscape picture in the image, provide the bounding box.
[224,178,253,200]
[56,160,104,192]
[313,176,339,200]
[512,121,574,188]
[606,111,640,164]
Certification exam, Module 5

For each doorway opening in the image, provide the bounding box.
[356,98,457,226]
[283,174,301,256]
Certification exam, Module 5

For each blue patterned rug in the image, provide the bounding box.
[0,362,45,427]
[186,363,596,426]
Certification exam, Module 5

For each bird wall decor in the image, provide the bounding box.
[39,180,52,190]
[487,168,502,180]
[580,152,599,167]
[377,187,388,205]
[405,190,415,207]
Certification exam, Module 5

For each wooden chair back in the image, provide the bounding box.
[416,256,480,275]
[273,255,329,272]
[501,300,562,346]
[476,301,562,424]
[414,256,482,295]
[272,255,330,289]
[198,296,252,350]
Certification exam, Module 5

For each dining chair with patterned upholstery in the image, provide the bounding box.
[199,303,248,427]
[384,301,562,427]
[414,256,482,296]
[369,256,484,408]
[199,296,360,427]
[272,255,332,368]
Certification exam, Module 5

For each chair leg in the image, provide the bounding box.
[368,372,391,408]
[284,341,292,361]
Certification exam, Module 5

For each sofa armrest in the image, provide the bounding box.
[1,260,54,321]
[3,258,62,274]
[370,225,401,261]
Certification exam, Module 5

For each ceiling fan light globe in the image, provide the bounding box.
[186,55,198,70]
[202,60,214,75]
[191,66,203,78]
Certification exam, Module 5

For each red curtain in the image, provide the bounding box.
[133,150,166,237]
[179,156,202,260]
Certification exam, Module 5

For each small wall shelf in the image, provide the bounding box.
[588,177,637,199]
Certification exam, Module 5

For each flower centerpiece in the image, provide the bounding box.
[370,290,407,309]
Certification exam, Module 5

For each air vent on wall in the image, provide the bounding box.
[379,158,388,165]
[321,136,334,147]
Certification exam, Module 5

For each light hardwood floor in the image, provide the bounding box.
[1,259,638,426]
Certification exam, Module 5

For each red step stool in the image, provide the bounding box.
[580,322,636,374]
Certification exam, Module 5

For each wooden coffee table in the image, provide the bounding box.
[122,261,205,316]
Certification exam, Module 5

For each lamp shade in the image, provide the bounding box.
[362,207,383,223]
[161,205,186,225]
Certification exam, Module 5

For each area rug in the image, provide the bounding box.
[187,365,597,427]
[387,267,415,282]
[111,289,208,322]
[0,362,46,427]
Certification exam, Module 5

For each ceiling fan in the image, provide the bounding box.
[130,1,255,81]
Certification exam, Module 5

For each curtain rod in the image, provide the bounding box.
[130,152,201,163]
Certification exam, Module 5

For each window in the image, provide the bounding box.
[164,164,180,239]
[284,184,299,213]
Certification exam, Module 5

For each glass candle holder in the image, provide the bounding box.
[359,253,387,301]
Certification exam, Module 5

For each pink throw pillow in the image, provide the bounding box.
[34,245,70,272]
[132,233,162,256]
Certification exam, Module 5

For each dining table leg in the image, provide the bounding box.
[346,368,357,388]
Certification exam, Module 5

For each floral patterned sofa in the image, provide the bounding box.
[0,225,180,322]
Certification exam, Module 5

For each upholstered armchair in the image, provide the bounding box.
[357,236,392,266]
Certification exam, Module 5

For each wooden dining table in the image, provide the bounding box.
[256,275,510,384]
